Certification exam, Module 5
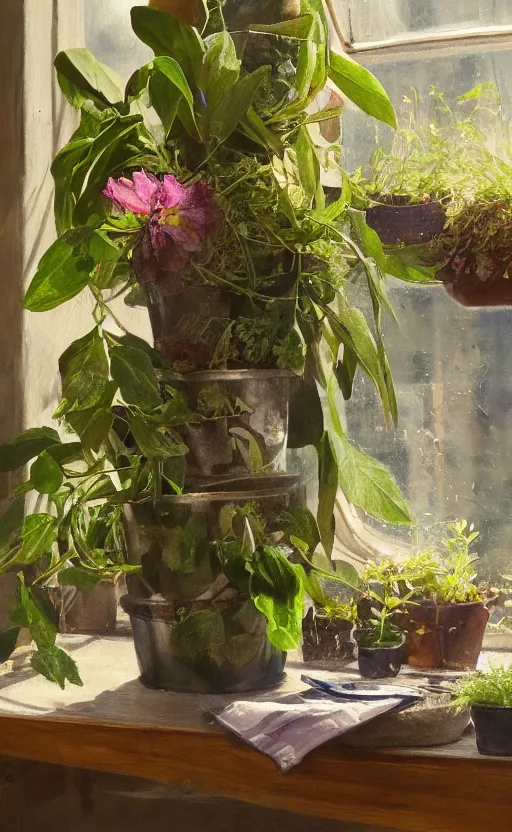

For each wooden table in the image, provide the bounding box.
[0,636,510,832]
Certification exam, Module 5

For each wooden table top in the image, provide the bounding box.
[0,635,510,832]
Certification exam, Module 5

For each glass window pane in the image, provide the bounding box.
[334,0,512,45]
[85,0,152,80]
[342,48,512,581]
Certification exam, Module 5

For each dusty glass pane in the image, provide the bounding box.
[334,0,512,44]
[85,0,152,79]
[342,49,512,581]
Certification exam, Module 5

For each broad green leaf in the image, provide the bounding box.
[337,435,414,526]
[0,427,60,473]
[20,582,57,650]
[0,628,21,664]
[162,514,208,573]
[253,589,303,651]
[248,14,315,38]
[153,56,196,124]
[58,328,109,414]
[220,632,261,668]
[24,230,94,312]
[59,567,102,593]
[207,65,270,145]
[31,646,83,689]
[281,507,320,553]
[334,560,362,591]
[229,427,264,473]
[45,442,84,466]
[16,515,59,565]
[129,414,188,459]
[328,51,397,128]
[200,31,240,110]
[51,138,94,235]
[30,451,64,495]
[296,39,317,101]
[54,48,124,110]
[303,571,330,607]
[130,6,204,84]
[250,546,301,606]
[295,126,322,208]
[88,231,122,264]
[109,346,162,410]
[0,497,26,550]
[317,431,338,559]
[105,331,168,369]
[65,401,115,454]
[336,346,358,401]
[148,71,183,136]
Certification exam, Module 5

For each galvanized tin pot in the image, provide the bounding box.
[181,369,293,482]
[120,594,286,694]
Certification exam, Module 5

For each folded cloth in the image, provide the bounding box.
[212,677,422,772]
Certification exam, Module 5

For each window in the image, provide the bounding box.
[326,1,512,586]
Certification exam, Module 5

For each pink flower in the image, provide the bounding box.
[103,170,222,290]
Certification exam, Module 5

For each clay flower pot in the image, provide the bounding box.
[405,599,489,671]
[439,261,512,307]
[366,199,446,246]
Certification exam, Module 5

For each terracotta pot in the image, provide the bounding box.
[46,580,118,635]
[439,262,512,307]
[181,369,292,482]
[405,599,489,671]
[301,609,354,668]
[366,200,446,246]
[121,594,286,694]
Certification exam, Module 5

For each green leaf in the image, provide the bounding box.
[0,497,26,550]
[281,507,320,553]
[109,345,162,411]
[200,31,240,111]
[337,435,414,526]
[65,388,115,453]
[336,346,358,401]
[0,427,61,473]
[317,431,338,559]
[253,590,303,652]
[45,442,84,466]
[0,628,21,664]
[30,451,64,495]
[58,328,109,414]
[20,581,57,650]
[129,415,188,459]
[153,56,197,125]
[229,427,264,473]
[24,229,94,312]
[162,514,208,573]
[130,6,204,84]
[250,546,301,606]
[51,138,95,235]
[248,15,315,38]
[148,71,183,136]
[59,567,102,593]
[106,331,168,369]
[288,369,324,449]
[54,48,124,110]
[170,609,225,658]
[30,646,83,689]
[295,126,321,207]
[16,515,59,565]
[207,65,270,145]
[328,51,397,128]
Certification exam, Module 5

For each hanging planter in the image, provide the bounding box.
[365,198,446,246]
[181,369,293,483]
[120,595,285,693]
[405,599,490,671]
[301,608,354,668]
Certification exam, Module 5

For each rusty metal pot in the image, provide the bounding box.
[405,599,489,671]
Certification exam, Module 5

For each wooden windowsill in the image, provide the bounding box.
[0,635,510,832]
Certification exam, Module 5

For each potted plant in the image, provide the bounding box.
[400,520,494,671]
[453,666,512,757]
[363,84,512,306]
[0,2,418,689]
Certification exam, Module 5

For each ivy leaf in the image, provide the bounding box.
[16,515,59,565]
[130,6,204,84]
[109,345,162,411]
[31,647,83,689]
[58,327,109,414]
[19,581,57,651]
[0,627,21,664]
[317,431,338,559]
[337,436,414,526]
[54,48,124,110]
[129,415,188,459]
[59,567,102,593]
[24,229,94,312]
[328,51,397,128]
[30,451,64,495]
[0,497,26,550]
[281,507,320,553]
[0,427,61,473]
[170,609,225,658]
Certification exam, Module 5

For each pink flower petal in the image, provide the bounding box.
[103,176,151,215]
[132,170,160,211]
[157,175,189,210]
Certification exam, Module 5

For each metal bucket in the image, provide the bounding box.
[180,369,293,482]
[123,482,301,601]
[120,594,286,693]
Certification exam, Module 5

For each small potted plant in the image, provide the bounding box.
[453,666,512,757]
[401,520,494,671]
[301,569,356,668]
[363,84,512,306]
